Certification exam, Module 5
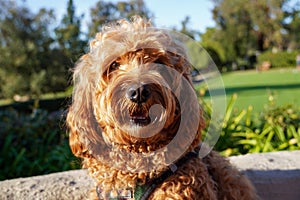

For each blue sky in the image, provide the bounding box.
[20,0,215,33]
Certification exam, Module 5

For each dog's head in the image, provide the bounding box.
[67,16,204,172]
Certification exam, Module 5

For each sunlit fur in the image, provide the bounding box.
[66,16,258,199]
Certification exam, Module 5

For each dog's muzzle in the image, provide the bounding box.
[126,84,152,126]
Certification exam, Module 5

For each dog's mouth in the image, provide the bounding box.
[130,110,151,126]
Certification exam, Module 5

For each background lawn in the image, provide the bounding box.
[197,68,300,112]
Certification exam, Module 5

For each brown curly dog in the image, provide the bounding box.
[66,16,258,200]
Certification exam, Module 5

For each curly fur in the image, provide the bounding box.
[66,16,258,200]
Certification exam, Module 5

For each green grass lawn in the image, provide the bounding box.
[197,68,300,112]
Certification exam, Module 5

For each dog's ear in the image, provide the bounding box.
[67,111,88,157]
[66,54,101,158]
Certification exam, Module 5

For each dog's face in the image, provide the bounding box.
[94,47,192,151]
[67,17,203,172]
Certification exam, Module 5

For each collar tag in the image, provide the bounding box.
[109,189,133,199]
[96,186,133,200]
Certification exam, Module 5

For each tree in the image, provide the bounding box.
[55,0,86,62]
[176,16,201,40]
[248,0,286,51]
[212,0,254,64]
[209,0,291,69]
[0,2,57,98]
[200,27,226,71]
[283,1,300,50]
[0,0,86,99]
[89,0,153,37]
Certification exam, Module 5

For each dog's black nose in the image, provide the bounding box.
[126,84,150,103]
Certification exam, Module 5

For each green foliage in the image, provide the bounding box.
[55,0,87,61]
[207,0,300,69]
[200,28,226,71]
[0,109,80,180]
[284,3,300,50]
[257,51,299,68]
[0,0,154,99]
[175,16,201,40]
[0,3,69,98]
[212,0,254,62]
[202,94,300,156]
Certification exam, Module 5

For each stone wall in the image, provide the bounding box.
[1,150,300,200]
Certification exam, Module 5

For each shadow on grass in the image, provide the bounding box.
[205,83,300,96]
[0,97,71,113]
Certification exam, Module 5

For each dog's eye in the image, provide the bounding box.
[109,61,120,72]
[153,59,166,65]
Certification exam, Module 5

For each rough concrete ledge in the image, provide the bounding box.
[1,150,300,200]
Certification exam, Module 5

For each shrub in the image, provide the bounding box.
[0,108,80,180]
[257,51,299,68]
[201,94,300,156]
